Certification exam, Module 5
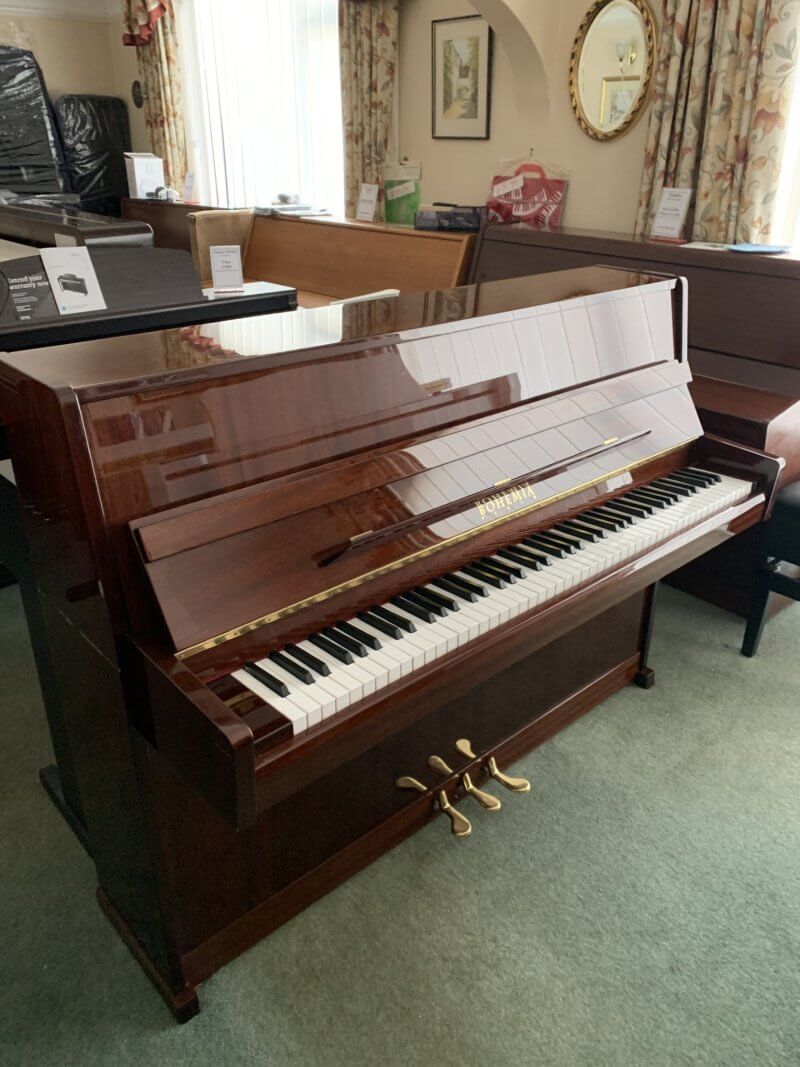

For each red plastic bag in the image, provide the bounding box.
[486,157,569,230]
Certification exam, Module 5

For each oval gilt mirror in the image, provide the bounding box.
[570,0,656,141]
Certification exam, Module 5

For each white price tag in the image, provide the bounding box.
[492,174,524,197]
[210,244,244,291]
[651,188,692,240]
[39,246,106,316]
[356,183,380,221]
[386,180,417,201]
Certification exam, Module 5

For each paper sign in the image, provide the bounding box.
[386,180,416,201]
[651,188,692,240]
[492,174,524,197]
[383,161,421,181]
[7,269,54,321]
[39,246,106,316]
[356,183,380,222]
[210,244,244,291]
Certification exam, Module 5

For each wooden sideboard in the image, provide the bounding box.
[471,224,800,617]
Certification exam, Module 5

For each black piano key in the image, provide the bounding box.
[309,633,354,664]
[575,512,618,532]
[535,531,579,553]
[483,556,523,581]
[335,620,381,650]
[416,586,457,612]
[371,604,415,633]
[555,520,599,542]
[391,595,436,624]
[619,495,656,514]
[404,589,447,617]
[636,484,680,504]
[656,475,697,494]
[590,506,632,527]
[625,489,668,509]
[496,546,542,570]
[440,573,488,598]
[674,469,713,487]
[284,642,330,676]
[687,466,721,484]
[565,516,609,537]
[512,542,551,565]
[244,661,290,698]
[605,500,650,518]
[462,563,507,589]
[432,576,478,602]
[523,534,568,558]
[358,610,402,639]
[322,625,368,658]
[269,650,313,685]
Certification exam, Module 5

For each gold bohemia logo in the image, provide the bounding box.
[476,480,536,519]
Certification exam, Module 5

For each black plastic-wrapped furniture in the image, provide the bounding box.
[55,95,132,216]
[0,46,68,196]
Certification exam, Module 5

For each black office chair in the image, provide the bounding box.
[742,482,800,655]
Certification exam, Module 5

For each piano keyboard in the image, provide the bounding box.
[220,469,751,746]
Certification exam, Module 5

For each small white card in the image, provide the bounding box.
[651,188,693,240]
[39,246,106,316]
[210,244,244,291]
[356,183,380,222]
[386,180,417,201]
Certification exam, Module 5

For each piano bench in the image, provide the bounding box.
[742,483,800,656]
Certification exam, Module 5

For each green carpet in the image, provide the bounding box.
[0,583,798,1066]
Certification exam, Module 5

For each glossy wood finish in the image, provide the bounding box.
[471,224,800,615]
[0,268,781,1019]
[0,202,152,247]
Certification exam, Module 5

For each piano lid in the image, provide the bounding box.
[0,267,678,391]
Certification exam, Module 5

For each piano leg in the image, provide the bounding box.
[633,582,658,690]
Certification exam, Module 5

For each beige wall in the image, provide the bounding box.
[0,7,148,151]
[0,13,114,96]
[398,0,655,233]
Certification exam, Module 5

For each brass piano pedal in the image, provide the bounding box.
[437,790,472,838]
[455,738,531,794]
[461,772,501,811]
[396,776,427,793]
[487,757,531,794]
[428,755,454,777]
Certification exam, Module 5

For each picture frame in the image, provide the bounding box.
[431,15,492,140]
[600,76,641,129]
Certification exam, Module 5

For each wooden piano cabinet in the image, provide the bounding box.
[107,595,649,1012]
[0,268,783,1021]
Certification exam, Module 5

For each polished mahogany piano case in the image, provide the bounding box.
[0,269,782,1020]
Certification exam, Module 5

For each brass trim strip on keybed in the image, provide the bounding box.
[176,443,685,660]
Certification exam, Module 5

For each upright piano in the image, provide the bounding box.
[0,268,782,1021]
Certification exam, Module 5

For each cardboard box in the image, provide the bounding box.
[124,152,165,199]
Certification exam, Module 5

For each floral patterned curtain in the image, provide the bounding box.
[339,0,400,218]
[635,0,799,242]
[122,0,187,191]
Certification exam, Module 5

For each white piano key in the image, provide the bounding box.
[232,669,309,735]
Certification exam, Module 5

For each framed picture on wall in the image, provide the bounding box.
[600,77,641,129]
[431,15,492,139]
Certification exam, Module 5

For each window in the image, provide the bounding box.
[178,0,344,213]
